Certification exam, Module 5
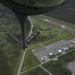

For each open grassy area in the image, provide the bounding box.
[58,50,75,65]
[43,30,75,46]
[22,44,41,71]
[0,32,23,75]
[43,50,75,75]
[30,17,75,45]
[42,60,71,75]
[0,18,23,75]
[0,18,31,75]
[22,67,49,75]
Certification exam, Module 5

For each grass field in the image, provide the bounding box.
[30,17,75,45]
[0,18,31,75]
[42,50,75,75]
[58,50,75,65]
[42,60,71,75]
[0,19,22,75]
[21,44,41,71]
[0,32,23,75]
[22,67,49,75]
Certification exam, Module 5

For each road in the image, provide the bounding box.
[22,64,53,75]
[22,64,40,74]
[28,17,33,37]
[34,15,75,33]
[17,49,28,75]
[16,17,33,75]
[40,65,53,75]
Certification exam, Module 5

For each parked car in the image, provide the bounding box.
[48,52,53,56]
[57,49,62,53]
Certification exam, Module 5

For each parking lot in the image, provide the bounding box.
[32,40,73,62]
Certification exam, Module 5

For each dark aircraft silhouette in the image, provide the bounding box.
[0,0,66,49]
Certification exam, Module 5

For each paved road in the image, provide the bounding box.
[22,64,53,75]
[16,17,33,75]
[34,15,75,33]
[22,65,40,74]
[40,65,53,75]
[17,49,28,75]
[28,17,33,37]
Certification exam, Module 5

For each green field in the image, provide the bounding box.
[42,50,75,75]
[0,26,23,75]
[0,18,30,75]
[58,50,75,65]
[22,67,49,75]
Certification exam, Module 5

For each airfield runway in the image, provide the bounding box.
[45,0,75,24]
